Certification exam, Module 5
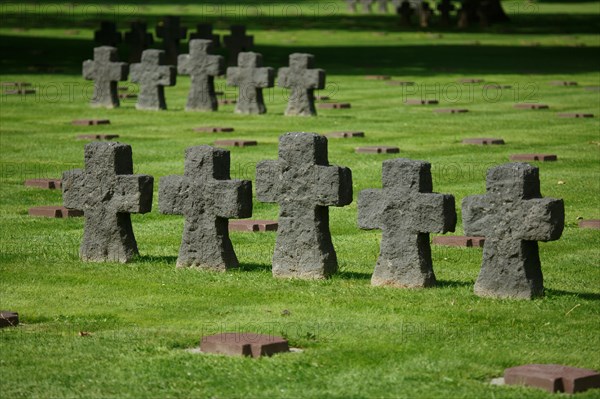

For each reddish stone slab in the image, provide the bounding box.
[71,119,110,126]
[229,220,278,232]
[28,206,83,218]
[315,95,330,101]
[219,99,237,105]
[0,311,19,328]
[550,81,578,86]
[214,139,257,147]
[433,108,469,114]
[458,78,484,83]
[484,84,512,89]
[510,154,557,162]
[405,99,439,105]
[432,236,485,247]
[365,75,391,80]
[355,146,400,154]
[583,86,600,91]
[194,126,235,133]
[200,333,289,358]
[462,138,505,145]
[118,93,137,99]
[504,364,600,394]
[1,82,31,87]
[386,81,415,86]
[514,103,549,110]
[318,103,351,109]
[327,131,365,138]
[579,219,600,229]
[4,89,36,95]
[557,113,594,118]
[76,134,120,141]
[24,178,62,189]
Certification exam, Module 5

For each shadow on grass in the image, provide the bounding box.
[136,255,178,264]
[237,262,271,273]
[436,279,474,289]
[336,270,372,280]
[545,288,600,301]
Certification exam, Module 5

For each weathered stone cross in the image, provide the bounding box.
[358,159,457,288]
[178,39,225,111]
[462,163,564,299]
[159,146,252,270]
[124,21,154,63]
[83,46,128,108]
[62,142,154,263]
[190,24,220,48]
[223,25,254,66]
[256,133,353,279]
[131,49,176,110]
[360,0,375,13]
[277,53,325,117]
[94,21,122,46]
[226,52,274,114]
[156,16,187,65]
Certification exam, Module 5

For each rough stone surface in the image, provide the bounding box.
[25,178,62,189]
[190,24,220,48]
[0,311,19,328]
[365,75,391,80]
[318,103,351,109]
[124,21,154,63]
[504,364,600,394]
[200,333,289,357]
[226,52,274,114]
[72,119,110,126]
[355,146,400,154]
[462,138,505,145]
[358,159,456,287]
[94,21,122,46]
[194,126,234,133]
[83,46,128,108]
[550,81,577,86]
[514,103,549,109]
[77,134,119,141]
[156,16,187,65]
[405,99,438,105]
[256,132,353,279]
[510,154,557,162]
[432,236,485,247]
[214,140,257,147]
[327,131,365,138]
[433,108,469,113]
[62,142,154,263]
[131,49,176,110]
[159,146,252,270]
[278,53,325,116]
[579,219,600,229]
[224,25,254,66]
[462,163,564,299]
[29,206,83,218]
[557,113,594,118]
[178,39,225,112]
[229,220,278,232]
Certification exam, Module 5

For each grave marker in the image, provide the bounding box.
[514,103,549,110]
[356,146,399,154]
[360,0,374,13]
[358,159,456,287]
[549,81,577,86]
[365,75,391,80]
[405,99,438,105]
[318,103,351,109]
[190,24,220,48]
[83,46,128,108]
[226,52,274,114]
[327,131,365,138]
[557,113,594,118]
[72,119,110,126]
[437,0,455,26]
[462,138,505,145]
[434,108,469,113]
[256,132,353,279]
[29,206,83,218]
[178,39,225,111]
[194,126,234,133]
[510,154,557,162]
[224,25,254,66]
[159,146,252,270]
[458,78,484,83]
[24,179,62,189]
[0,311,19,328]
[62,142,154,262]
[278,53,325,116]
[200,333,289,357]
[131,49,176,110]
[462,163,564,299]
[94,21,122,46]
[229,220,278,232]
[504,364,600,394]
[432,236,485,247]
[76,134,119,141]
[214,139,257,147]
[578,220,600,229]
[156,16,187,65]
[124,21,154,63]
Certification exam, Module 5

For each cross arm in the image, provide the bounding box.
[208,55,225,76]
[412,193,456,234]
[115,174,154,214]
[520,198,564,241]
[82,60,95,80]
[255,160,280,203]
[176,55,191,75]
[276,67,291,88]
[108,62,129,81]
[357,189,384,230]
[314,165,353,207]
[62,169,86,210]
[304,69,325,89]
[157,65,176,86]
[461,194,490,237]
[211,180,253,219]
[225,67,241,86]
[253,67,275,88]
[158,175,186,215]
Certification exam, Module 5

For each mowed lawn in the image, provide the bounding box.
[1,1,599,398]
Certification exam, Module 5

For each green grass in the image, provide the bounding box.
[1,1,600,398]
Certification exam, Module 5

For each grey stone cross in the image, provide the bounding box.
[377,0,388,13]
[190,24,220,48]
[159,146,252,270]
[62,142,154,263]
[223,25,253,66]
[277,53,325,117]
[156,16,187,65]
[178,39,225,112]
[130,49,176,110]
[358,159,456,288]
[462,163,564,299]
[226,52,274,114]
[83,46,128,108]
[361,0,375,13]
[124,21,154,63]
[256,133,353,279]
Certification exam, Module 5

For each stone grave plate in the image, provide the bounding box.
[229,220,278,232]
[462,138,505,145]
[549,81,578,86]
[386,81,415,86]
[318,103,351,109]
[29,206,84,218]
[510,154,557,162]
[557,113,594,118]
[356,146,400,154]
[214,139,257,147]
[72,119,110,126]
[194,126,235,133]
[504,364,600,394]
[327,131,365,138]
[458,78,484,83]
[432,236,485,247]
[77,134,120,141]
[405,99,439,105]
[579,220,600,229]
[514,103,549,110]
[24,178,62,189]
[200,333,289,357]
[434,108,469,114]
[365,75,391,80]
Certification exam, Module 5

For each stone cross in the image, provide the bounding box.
[358,159,456,288]
[256,132,353,279]
[398,1,414,25]
[178,39,225,111]
[62,142,154,263]
[156,16,187,65]
[226,52,274,115]
[223,25,254,66]
[190,23,220,48]
[377,0,388,13]
[159,146,252,270]
[124,21,154,63]
[462,163,564,299]
[361,0,374,13]
[277,53,325,117]
[346,0,358,13]
[83,46,128,108]
[437,0,456,26]
[94,21,122,46]
[130,49,176,110]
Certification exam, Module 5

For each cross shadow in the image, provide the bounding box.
[237,262,271,273]
[136,255,178,264]
[335,270,372,280]
[544,288,600,301]
[435,279,474,289]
